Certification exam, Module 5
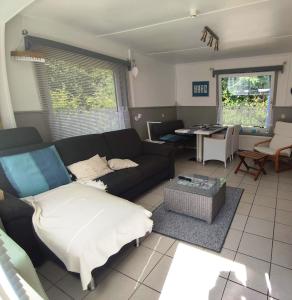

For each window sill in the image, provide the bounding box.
[240,129,272,137]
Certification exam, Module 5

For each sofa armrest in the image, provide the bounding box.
[0,193,43,266]
[254,138,272,147]
[0,193,34,223]
[142,141,175,158]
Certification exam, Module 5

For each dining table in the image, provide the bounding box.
[175,125,227,162]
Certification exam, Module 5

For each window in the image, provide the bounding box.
[218,73,274,129]
[34,44,130,140]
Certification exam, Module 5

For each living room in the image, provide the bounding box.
[1,0,292,299]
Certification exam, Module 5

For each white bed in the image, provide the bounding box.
[25,182,153,290]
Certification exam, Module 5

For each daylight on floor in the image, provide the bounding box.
[1,0,292,300]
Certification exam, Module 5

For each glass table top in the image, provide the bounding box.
[166,174,226,197]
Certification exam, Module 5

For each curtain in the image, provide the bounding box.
[0,23,16,129]
[32,42,130,141]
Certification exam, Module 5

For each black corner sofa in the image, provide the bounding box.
[0,127,175,266]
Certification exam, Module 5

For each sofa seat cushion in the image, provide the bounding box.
[269,134,292,157]
[254,146,276,156]
[99,168,143,196]
[133,155,169,179]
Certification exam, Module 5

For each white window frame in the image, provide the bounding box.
[218,71,275,129]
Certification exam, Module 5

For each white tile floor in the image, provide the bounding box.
[37,152,292,300]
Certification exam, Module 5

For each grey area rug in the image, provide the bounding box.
[152,187,243,252]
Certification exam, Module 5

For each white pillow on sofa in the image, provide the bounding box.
[108,158,138,170]
[68,154,112,181]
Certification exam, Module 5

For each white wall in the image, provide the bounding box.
[129,53,175,107]
[176,53,292,107]
[5,15,175,112]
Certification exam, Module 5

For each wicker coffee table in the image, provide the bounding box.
[164,175,226,224]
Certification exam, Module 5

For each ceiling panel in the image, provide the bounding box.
[21,0,292,63]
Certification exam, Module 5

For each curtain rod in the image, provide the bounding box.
[212,64,285,77]
[24,35,131,67]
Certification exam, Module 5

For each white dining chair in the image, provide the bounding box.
[231,125,241,159]
[203,127,234,168]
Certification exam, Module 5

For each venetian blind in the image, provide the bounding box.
[33,42,130,141]
[0,239,29,300]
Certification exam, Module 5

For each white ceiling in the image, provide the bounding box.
[21,0,292,63]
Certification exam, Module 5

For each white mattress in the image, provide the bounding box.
[25,182,153,289]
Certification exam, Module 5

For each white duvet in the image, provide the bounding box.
[25,182,153,290]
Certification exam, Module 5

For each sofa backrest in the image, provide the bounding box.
[54,134,110,166]
[0,127,50,196]
[150,120,184,140]
[103,128,142,159]
[0,127,43,151]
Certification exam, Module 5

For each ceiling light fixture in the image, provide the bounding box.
[200,30,208,43]
[128,49,139,78]
[201,26,219,51]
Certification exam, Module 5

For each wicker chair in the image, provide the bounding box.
[254,121,292,172]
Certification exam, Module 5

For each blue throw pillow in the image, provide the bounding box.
[0,145,71,198]
[160,134,189,143]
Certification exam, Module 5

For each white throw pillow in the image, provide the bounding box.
[68,154,112,181]
[108,158,138,170]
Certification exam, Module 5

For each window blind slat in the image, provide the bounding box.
[33,44,130,140]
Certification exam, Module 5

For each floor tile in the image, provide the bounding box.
[272,240,292,269]
[85,270,139,300]
[279,176,292,184]
[229,253,270,294]
[208,277,227,300]
[241,176,259,186]
[231,214,248,231]
[46,286,72,300]
[254,195,276,208]
[236,203,252,216]
[278,190,292,201]
[141,232,175,254]
[217,248,237,279]
[159,242,228,300]
[258,181,278,190]
[274,223,292,244]
[239,183,257,193]
[223,229,243,251]
[240,192,255,204]
[278,183,292,192]
[165,240,202,258]
[37,273,52,291]
[270,264,292,300]
[260,175,278,183]
[222,281,266,300]
[130,284,160,300]
[56,273,88,300]
[277,199,292,212]
[250,205,275,222]
[136,193,162,208]
[113,245,162,282]
[143,256,172,292]
[37,261,67,283]
[244,217,274,239]
[257,187,277,198]
[238,233,272,262]
[275,209,292,226]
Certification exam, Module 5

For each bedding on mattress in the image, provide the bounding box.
[24,182,153,290]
